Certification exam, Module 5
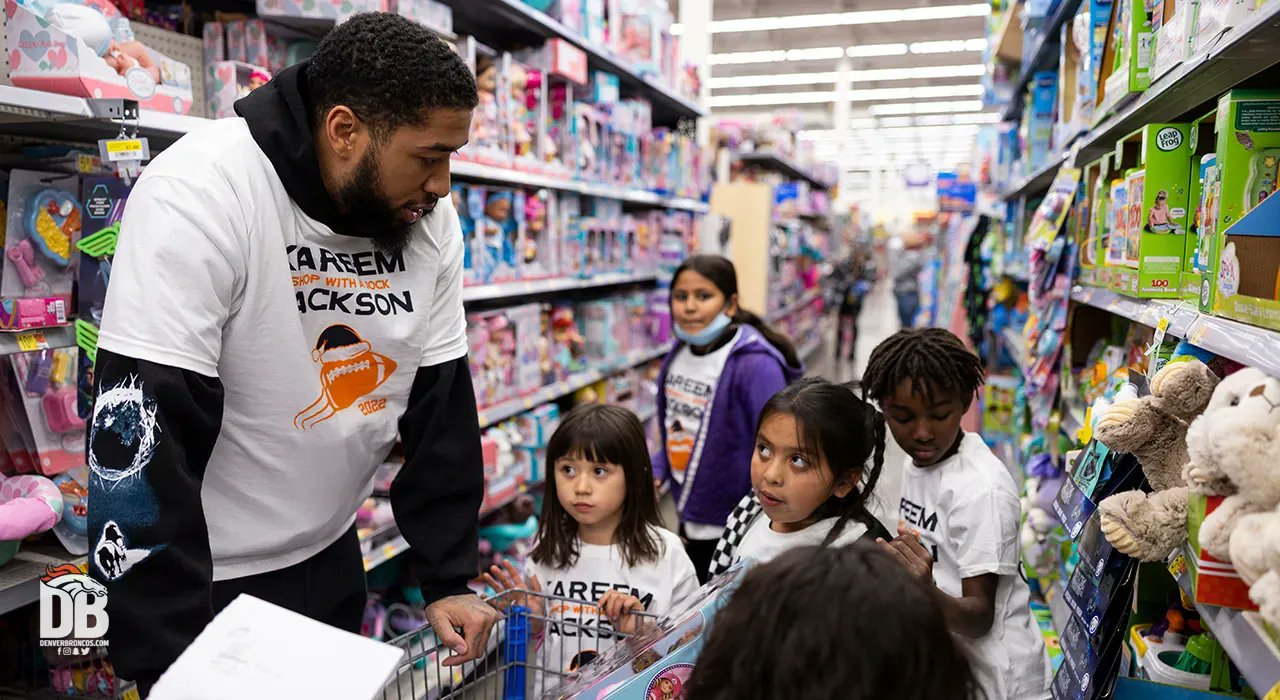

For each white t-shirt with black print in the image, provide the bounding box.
[734,515,868,567]
[97,118,468,581]
[525,526,698,690]
[898,432,1052,700]
[664,331,738,540]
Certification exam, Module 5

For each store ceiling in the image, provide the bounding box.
[683,0,995,173]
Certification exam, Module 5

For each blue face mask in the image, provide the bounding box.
[674,311,733,346]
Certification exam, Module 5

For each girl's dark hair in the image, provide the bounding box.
[532,404,662,569]
[861,327,986,405]
[671,255,800,368]
[685,543,984,700]
[757,377,885,545]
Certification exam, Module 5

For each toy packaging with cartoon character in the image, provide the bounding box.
[1107,123,1193,298]
[3,170,79,328]
[546,562,749,699]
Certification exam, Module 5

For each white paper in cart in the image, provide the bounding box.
[149,594,405,700]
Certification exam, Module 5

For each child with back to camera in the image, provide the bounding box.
[706,378,892,576]
[863,328,1051,700]
[686,543,983,700]
[482,404,698,688]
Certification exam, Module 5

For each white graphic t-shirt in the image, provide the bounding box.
[97,118,467,580]
[898,433,1052,700]
[735,515,869,567]
[526,526,698,690]
[663,332,738,486]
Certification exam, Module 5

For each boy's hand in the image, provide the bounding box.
[598,590,646,635]
[877,526,934,586]
[481,560,545,634]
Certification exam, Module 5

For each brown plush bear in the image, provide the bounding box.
[1095,359,1221,562]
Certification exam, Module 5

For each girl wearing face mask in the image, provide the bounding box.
[654,255,803,581]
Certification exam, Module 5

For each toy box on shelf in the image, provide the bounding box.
[1180,110,1216,302]
[1190,0,1254,56]
[255,0,387,24]
[548,563,748,699]
[1077,155,1110,287]
[520,189,558,280]
[459,38,513,167]
[5,0,194,114]
[1198,90,1280,332]
[0,348,85,476]
[512,403,559,483]
[467,309,517,410]
[206,61,272,119]
[550,303,586,378]
[477,188,521,284]
[3,170,79,329]
[388,0,452,35]
[1106,123,1193,298]
[1095,0,1153,122]
[507,303,543,397]
[1182,494,1256,610]
[1150,0,1196,82]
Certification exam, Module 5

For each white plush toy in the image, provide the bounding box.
[1187,367,1280,563]
[1229,506,1280,626]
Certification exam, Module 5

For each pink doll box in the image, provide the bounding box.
[6,0,194,114]
[202,21,225,64]
[243,20,270,68]
[507,303,543,397]
[0,297,69,330]
[392,0,452,36]
[548,38,588,85]
[224,19,247,62]
[1,351,83,476]
[547,563,749,699]
[207,61,271,119]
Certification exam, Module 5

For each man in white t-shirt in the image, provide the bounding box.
[88,13,497,694]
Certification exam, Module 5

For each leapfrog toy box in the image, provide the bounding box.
[546,563,748,699]
[1180,111,1216,302]
[1199,89,1280,331]
[1108,123,1193,298]
[6,0,194,114]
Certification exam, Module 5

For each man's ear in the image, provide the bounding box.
[322,105,364,158]
[833,470,859,499]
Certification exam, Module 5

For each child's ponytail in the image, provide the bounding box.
[822,405,887,546]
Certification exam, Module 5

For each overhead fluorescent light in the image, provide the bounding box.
[878,116,916,127]
[709,64,985,89]
[869,100,984,115]
[708,84,983,107]
[709,49,788,65]
[707,3,989,34]
[951,111,1002,124]
[787,47,847,61]
[846,43,909,57]
[910,38,989,54]
[670,23,684,35]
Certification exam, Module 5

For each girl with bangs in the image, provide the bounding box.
[484,404,698,687]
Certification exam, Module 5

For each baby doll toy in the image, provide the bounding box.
[481,192,517,283]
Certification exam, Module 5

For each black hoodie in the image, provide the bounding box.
[90,61,484,691]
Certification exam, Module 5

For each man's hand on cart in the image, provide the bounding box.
[598,590,647,635]
[425,593,502,667]
[482,560,546,635]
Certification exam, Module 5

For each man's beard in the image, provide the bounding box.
[331,147,414,254]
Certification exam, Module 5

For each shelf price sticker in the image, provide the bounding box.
[1145,317,1171,356]
[15,331,48,353]
[1167,552,1188,580]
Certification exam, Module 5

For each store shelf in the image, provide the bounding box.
[1070,286,1280,377]
[431,0,704,126]
[737,151,833,190]
[0,547,87,616]
[0,86,708,211]
[765,290,821,324]
[1076,2,1280,163]
[451,160,709,212]
[1167,545,1280,693]
[0,325,77,356]
[1002,327,1031,373]
[1000,153,1067,201]
[1000,0,1083,122]
[463,272,657,303]
[477,343,673,428]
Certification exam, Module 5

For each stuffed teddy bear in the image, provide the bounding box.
[1096,358,1221,561]
[1228,506,1280,625]
[1188,367,1280,562]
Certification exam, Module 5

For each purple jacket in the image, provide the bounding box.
[652,325,804,528]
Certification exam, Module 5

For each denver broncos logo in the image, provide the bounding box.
[41,563,105,598]
[294,325,397,430]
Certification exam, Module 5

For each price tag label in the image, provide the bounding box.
[122,687,142,700]
[76,154,98,173]
[1189,321,1208,345]
[103,138,147,162]
[1145,317,1170,356]
[1167,552,1187,579]
[15,331,47,352]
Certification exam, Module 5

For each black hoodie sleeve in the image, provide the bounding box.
[392,358,484,603]
[88,348,224,690]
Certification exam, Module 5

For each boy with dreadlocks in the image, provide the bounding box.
[863,328,1051,700]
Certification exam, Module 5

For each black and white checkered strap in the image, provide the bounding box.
[708,493,763,578]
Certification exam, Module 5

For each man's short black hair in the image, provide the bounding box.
[307,12,479,135]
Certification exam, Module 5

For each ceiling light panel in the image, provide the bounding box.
[707,40,980,66]
[708,84,983,108]
[868,100,984,115]
[708,64,985,90]
[910,38,989,53]
[846,43,910,57]
[706,3,989,34]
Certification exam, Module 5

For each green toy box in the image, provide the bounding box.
[1106,123,1193,298]
[1181,111,1217,301]
[1095,0,1153,122]
[1184,493,1257,611]
[1199,89,1280,330]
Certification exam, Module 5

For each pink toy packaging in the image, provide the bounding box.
[647,290,672,345]
[579,299,620,365]
[6,0,194,114]
[243,19,270,68]
[225,19,248,62]
[546,563,749,699]
[520,189,557,280]
[461,42,513,167]
[202,21,225,64]
[3,170,79,327]
[466,313,495,408]
[0,349,85,476]
[207,61,273,119]
[254,0,389,23]
[507,303,543,397]
[483,311,518,405]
